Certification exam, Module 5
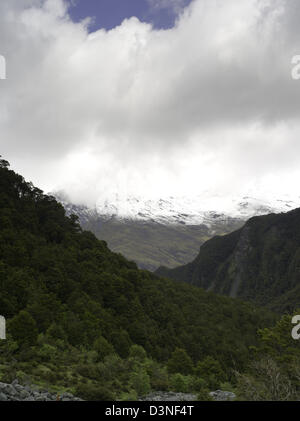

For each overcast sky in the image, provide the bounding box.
[1,0,300,206]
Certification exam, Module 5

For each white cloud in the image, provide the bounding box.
[1,0,300,205]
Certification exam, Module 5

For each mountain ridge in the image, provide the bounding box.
[54,192,300,271]
[56,192,300,225]
[156,207,300,312]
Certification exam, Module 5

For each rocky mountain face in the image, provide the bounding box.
[55,193,300,271]
[156,207,300,312]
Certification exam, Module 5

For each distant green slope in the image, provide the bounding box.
[80,217,244,271]
[156,209,300,312]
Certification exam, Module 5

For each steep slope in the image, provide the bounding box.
[156,208,300,312]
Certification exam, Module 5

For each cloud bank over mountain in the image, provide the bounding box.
[0,0,300,205]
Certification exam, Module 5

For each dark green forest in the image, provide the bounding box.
[0,157,299,400]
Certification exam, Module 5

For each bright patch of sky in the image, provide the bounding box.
[69,0,193,31]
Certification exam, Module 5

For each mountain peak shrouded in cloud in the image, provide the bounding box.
[1,0,300,207]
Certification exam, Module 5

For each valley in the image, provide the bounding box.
[55,193,300,272]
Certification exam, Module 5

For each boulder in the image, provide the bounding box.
[209,390,236,401]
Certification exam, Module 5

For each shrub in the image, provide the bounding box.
[192,377,208,392]
[100,354,127,383]
[129,368,151,397]
[167,348,194,375]
[76,364,98,380]
[9,311,38,348]
[93,336,115,361]
[197,388,213,401]
[75,383,115,401]
[220,382,236,393]
[119,390,138,401]
[149,365,169,391]
[195,356,225,388]
[169,373,195,393]
[235,358,296,401]
[37,344,57,362]
[129,345,147,362]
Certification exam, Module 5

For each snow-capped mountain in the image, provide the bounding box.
[54,192,300,271]
[56,192,300,226]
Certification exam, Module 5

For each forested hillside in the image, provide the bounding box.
[156,208,300,312]
[0,157,293,400]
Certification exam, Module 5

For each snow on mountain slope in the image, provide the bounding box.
[56,192,300,226]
